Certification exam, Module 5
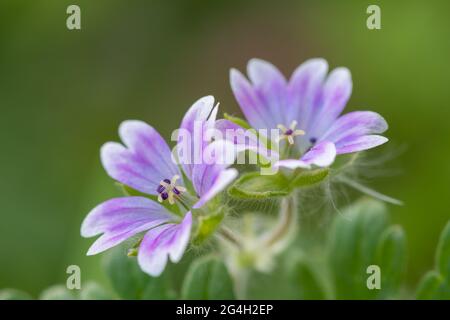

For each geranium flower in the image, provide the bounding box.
[81,96,237,276]
[229,58,388,169]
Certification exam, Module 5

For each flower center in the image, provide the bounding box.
[277,120,305,145]
[157,175,186,205]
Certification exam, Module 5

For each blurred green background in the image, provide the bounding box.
[1,0,449,295]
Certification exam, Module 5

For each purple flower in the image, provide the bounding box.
[81,96,237,276]
[229,58,388,169]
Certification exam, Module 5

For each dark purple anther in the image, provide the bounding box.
[157,178,172,194]
[173,188,180,195]
[285,129,294,135]
[157,185,165,194]
[161,192,169,200]
[310,137,317,144]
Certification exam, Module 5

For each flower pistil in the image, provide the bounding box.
[277,120,305,145]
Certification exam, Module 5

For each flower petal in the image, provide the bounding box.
[191,140,238,205]
[193,168,238,209]
[81,197,173,255]
[301,141,337,166]
[309,67,353,138]
[286,58,328,132]
[275,141,336,169]
[178,96,217,180]
[320,111,388,143]
[214,119,277,158]
[138,212,192,277]
[247,59,288,128]
[230,68,279,131]
[101,120,180,195]
[335,135,388,154]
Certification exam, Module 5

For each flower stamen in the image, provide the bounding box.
[277,120,305,145]
[157,175,186,205]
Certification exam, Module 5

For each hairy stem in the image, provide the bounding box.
[265,195,297,247]
[217,226,243,249]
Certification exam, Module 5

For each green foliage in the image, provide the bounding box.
[103,245,175,299]
[437,221,450,278]
[288,256,327,299]
[416,271,444,299]
[1,282,112,300]
[416,220,450,299]
[39,285,76,300]
[0,288,32,300]
[328,199,406,299]
[376,226,407,297]
[79,282,113,300]
[181,255,235,299]
[228,169,328,199]
[228,172,291,199]
[243,250,328,299]
[192,207,225,245]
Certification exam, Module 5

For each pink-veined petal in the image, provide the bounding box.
[101,120,181,195]
[137,212,192,277]
[81,197,173,255]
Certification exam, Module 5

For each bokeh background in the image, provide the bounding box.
[1,0,449,296]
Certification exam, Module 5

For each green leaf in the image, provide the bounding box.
[223,113,251,130]
[181,256,235,299]
[141,273,177,300]
[290,258,327,299]
[228,172,291,199]
[437,220,450,278]
[290,168,329,188]
[79,282,113,300]
[415,220,450,300]
[328,199,406,299]
[192,207,225,245]
[416,271,444,300]
[39,285,76,300]
[376,226,407,298]
[0,288,33,300]
[103,245,174,299]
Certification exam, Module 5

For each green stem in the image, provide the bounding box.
[217,226,243,249]
[265,195,297,247]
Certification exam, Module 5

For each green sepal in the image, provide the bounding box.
[228,168,329,199]
[223,113,251,130]
[228,172,291,199]
[289,168,329,188]
[192,207,225,245]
